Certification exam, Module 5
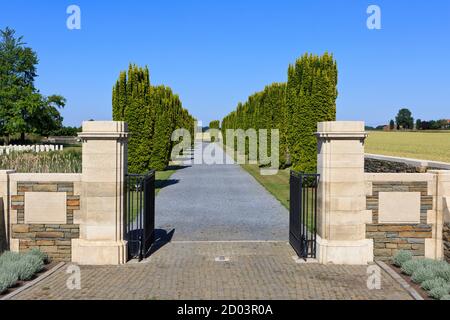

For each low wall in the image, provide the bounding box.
[365,154,450,173]
[365,173,437,261]
[8,173,81,262]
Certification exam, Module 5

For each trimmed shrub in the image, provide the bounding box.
[0,251,22,265]
[411,266,437,284]
[428,285,450,300]
[435,264,450,282]
[401,259,424,276]
[0,269,18,294]
[14,255,44,281]
[421,277,447,291]
[222,53,338,172]
[112,64,195,173]
[392,250,412,267]
[27,248,48,264]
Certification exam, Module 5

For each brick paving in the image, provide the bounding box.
[12,242,411,300]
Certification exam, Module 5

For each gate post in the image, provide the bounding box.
[315,121,373,265]
[72,121,129,265]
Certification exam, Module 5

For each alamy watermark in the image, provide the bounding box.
[66,264,81,290]
[67,5,81,30]
[367,5,382,30]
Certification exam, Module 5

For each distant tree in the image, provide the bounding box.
[0,27,65,143]
[389,120,395,131]
[415,119,422,130]
[395,108,414,130]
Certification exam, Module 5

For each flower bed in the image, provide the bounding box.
[392,250,450,300]
[0,249,49,295]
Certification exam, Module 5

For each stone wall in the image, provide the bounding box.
[10,181,80,261]
[365,154,450,173]
[365,158,424,173]
[445,223,450,263]
[366,180,433,261]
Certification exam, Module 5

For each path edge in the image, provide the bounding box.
[1,261,66,300]
[376,261,423,300]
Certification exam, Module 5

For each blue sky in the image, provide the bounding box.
[1,0,449,127]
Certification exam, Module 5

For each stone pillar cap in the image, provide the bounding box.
[315,121,367,139]
[78,121,128,139]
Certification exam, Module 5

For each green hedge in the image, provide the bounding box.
[221,53,337,172]
[112,64,195,173]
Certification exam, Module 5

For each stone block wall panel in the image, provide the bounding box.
[10,181,80,262]
[366,181,433,261]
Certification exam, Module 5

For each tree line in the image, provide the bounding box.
[221,53,338,173]
[0,28,67,144]
[388,108,449,131]
[112,64,195,173]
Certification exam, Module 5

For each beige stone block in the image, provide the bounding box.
[328,140,365,155]
[329,224,366,241]
[81,121,127,134]
[72,239,127,265]
[330,196,366,211]
[319,182,366,197]
[317,121,365,133]
[84,225,117,240]
[24,192,67,224]
[82,168,122,183]
[326,169,365,183]
[316,236,373,265]
[81,182,119,197]
[365,181,373,196]
[8,173,81,183]
[364,173,433,183]
[378,192,421,224]
[425,238,443,260]
[10,239,19,252]
[82,154,118,168]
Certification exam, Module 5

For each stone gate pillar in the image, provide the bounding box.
[72,121,128,265]
[315,121,373,265]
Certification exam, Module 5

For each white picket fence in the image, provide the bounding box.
[0,144,64,155]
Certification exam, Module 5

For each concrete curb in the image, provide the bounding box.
[376,261,423,300]
[0,261,66,300]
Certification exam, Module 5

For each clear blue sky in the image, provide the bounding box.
[1,0,449,127]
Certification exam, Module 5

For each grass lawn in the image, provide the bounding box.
[241,164,290,209]
[365,131,450,163]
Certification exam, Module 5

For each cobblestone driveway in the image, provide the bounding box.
[12,242,411,300]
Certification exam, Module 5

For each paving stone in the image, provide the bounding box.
[11,242,412,300]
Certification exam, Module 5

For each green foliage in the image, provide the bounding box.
[401,259,423,276]
[222,53,337,172]
[222,83,288,167]
[441,294,450,300]
[421,278,448,291]
[392,250,412,267]
[27,248,49,264]
[395,108,414,130]
[0,27,66,142]
[48,126,81,137]
[0,269,18,294]
[0,250,46,290]
[112,64,195,173]
[428,285,450,300]
[209,121,220,129]
[411,266,437,284]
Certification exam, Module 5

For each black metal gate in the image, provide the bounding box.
[125,170,156,261]
[289,171,319,259]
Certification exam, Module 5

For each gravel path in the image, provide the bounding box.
[155,142,289,241]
